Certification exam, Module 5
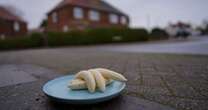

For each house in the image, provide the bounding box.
[0,6,27,39]
[46,0,129,32]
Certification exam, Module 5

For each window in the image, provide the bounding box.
[89,10,100,21]
[14,22,20,32]
[52,12,58,23]
[0,34,5,40]
[109,14,119,24]
[73,7,84,19]
[63,25,69,32]
[121,16,127,25]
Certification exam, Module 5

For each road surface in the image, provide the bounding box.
[102,36,208,55]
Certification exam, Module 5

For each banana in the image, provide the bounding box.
[68,79,86,90]
[68,78,113,90]
[69,68,127,92]
[89,69,106,92]
[105,79,113,85]
[75,71,96,93]
[95,68,127,82]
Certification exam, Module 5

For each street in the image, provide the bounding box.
[101,36,208,55]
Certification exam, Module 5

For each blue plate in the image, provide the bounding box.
[42,75,126,104]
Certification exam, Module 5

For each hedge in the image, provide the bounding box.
[0,28,149,50]
[150,28,169,40]
[46,28,149,46]
[0,33,44,50]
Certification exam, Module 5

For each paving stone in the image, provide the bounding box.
[126,84,171,99]
[142,94,208,110]
[185,78,208,98]
[123,58,141,84]
[109,56,127,73]
[0,65,37,87]
[158,96,208,110]
[142,75,164,87]
[162,75,205,99]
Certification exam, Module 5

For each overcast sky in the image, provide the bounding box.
[0,0,208,29]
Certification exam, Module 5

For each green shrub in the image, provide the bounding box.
[204,25,208,35]
[150,28,169,40]
[46,28,149,46]
[0,28,149,50]
[122,28,149,42]
[47,31,88,46]
[86,28,123,43]
[0,33,44,50]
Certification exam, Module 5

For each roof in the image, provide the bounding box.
[169,22,191,28]
[0,6,25,22]
[49,0,128,16]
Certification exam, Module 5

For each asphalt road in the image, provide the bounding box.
[102,36,208,55]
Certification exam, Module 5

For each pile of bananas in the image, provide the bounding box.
[68,68,127,93]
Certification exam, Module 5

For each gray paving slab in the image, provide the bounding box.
[0,65,36,87]
[0,64,61,87]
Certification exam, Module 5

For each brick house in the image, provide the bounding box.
[0,6,27,39]
[46,0,129,32]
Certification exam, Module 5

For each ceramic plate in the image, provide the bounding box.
[42,75,126,104]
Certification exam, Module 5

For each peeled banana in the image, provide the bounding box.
[75,71,96,93]
[69,68,127,93]
[89,69,106,92]
[95,68,127,82]
[68,78,113,90]
[68,79,86,90]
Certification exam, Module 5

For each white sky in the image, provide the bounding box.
[0,0,208,29]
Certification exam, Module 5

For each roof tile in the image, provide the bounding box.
[49,0,127,16]
[0,6,24,22]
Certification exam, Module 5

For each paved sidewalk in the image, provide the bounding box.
[0,46,208,110]
[0,65,36,87]
[0,64,175,110]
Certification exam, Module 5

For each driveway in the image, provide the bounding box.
[102,36,208,55]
